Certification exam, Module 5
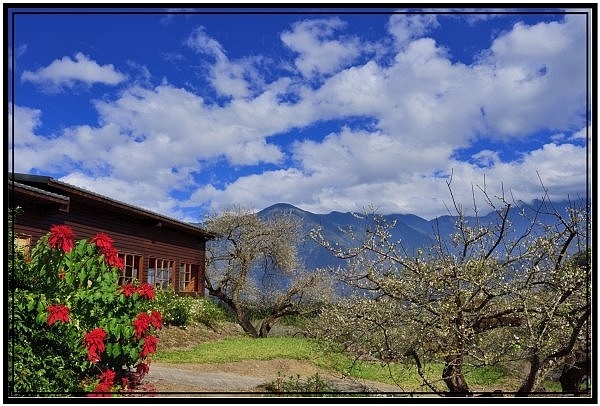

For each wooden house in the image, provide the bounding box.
[9,173,213,296]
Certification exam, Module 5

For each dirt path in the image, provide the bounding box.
[145,359,404,396]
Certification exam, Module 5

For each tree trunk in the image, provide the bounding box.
[258,304,299,338]
[233,306,259,338]
[258,316,275,338]
[206,283,259,337]
[442,354,471,395]
[559,351,590,396]
[516,354,542,396]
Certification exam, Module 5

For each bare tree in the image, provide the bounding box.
[310,180,589,395]
[204,207,333,338]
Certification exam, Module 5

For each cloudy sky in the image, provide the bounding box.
[8,6,592,221]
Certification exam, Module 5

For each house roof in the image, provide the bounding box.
[10,180,71,212]
[9,173,214,239]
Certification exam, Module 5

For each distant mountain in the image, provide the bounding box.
[258,199,588,270]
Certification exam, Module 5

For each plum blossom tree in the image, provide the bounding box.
[310,178,589,396]
[204,207,333,338]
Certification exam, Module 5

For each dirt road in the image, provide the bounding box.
[145,359,404,397]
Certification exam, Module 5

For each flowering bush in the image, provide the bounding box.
[153,287,228,328]
[8,224,161,396]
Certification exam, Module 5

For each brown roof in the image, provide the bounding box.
[9,173,213,239]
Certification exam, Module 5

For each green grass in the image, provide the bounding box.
[154,336,319,364]
[154,336,518,392]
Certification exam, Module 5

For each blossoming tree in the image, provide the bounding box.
[9,221,162,397]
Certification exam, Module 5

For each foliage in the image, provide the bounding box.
[153,288,193,327]
[191,297,229,327]
[204,207,334,337]
[153,288,228,328]
[8,225,161,396]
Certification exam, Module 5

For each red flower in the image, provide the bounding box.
[91,232,114,251]
[87,381,112,397]
[47,304,70,326]
[48,225,74,253]
[120,284,137,297]
[58,270,66,280]
[133,313,151,339]
[150,310,162,329]
[98,368,116,385]
[137,283,155,300]
[140,334,158,359]
[83,327,107,363]
[103,246,125,270]
[136,361,150,375]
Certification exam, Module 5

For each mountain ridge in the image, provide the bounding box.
[258,199,587,270]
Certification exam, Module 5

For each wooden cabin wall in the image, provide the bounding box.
[11,194,206,297]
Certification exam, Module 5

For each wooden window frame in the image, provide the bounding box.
[179,263,194,292]
[118,253,142,285]
[148,257,174,289]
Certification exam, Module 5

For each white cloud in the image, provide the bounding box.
[58,172,187,220]
[281,17,362,78]
[571,125,590,140]
[387,13,439,46]
[186,27,269,99]
[186,138,588,219]
[12,14,589,220]
[474,14,587,135]
[185,27,227,62]
[21,52,126,91]
[8,44,27,71]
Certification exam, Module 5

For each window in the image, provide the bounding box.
[148,258,173,289]
[118,253,142,285]
[179,263,194,292]
[15,235,32,261]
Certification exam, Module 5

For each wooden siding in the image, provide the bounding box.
[10,182,208,297]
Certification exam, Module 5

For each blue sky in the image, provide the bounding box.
[8,6,592,221]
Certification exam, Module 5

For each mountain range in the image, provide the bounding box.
[257,199,588,270]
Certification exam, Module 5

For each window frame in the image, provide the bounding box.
[148,257,174,289]
[118,252,142,285]
[179,262,195,292]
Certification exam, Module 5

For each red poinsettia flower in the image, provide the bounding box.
[98,368,116,385]
[140,334,158,359]
[48,225,74,253]
[87,381,112,397]
[119,284,138,297]
[137,283,155,300]
[150,310,162,330]
[47,304,70,326]
[133,313,151,339]
[102,246,125,270]
[91,232,114,251]
[83,327,107,363]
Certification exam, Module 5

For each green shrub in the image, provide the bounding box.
[153,288,192,327]
[190,298,228,327]
[154,289,228,328]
